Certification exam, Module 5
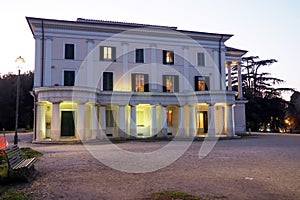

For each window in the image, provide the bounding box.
[167,109,173,127]
[64,70,75,86]
[195,76,210,91]
[163,75,179,92]
[106,110,116,127]
[197,52,205,66]
[100,46,116,61]
[163,50,174,65]
[103,72,113,91]
[131,73,149,92]
[65,44,75,60]
[135,49,144,63]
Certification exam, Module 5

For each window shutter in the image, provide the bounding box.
[112,47,116,62]
[100,46,104,61]
[64,71,75,86]
[65,44,74,60]
[144,74,149,92]
[163,50,167,64]
[205,76,210,91]
[194,76,199,91]
[108,72,113,91]
[174,75,179,92]
[131,74,136,92]
[198,53,205,66]
[162,75,167,92]
[103,72,108,90]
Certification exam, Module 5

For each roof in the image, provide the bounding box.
[226,46,248,57]
[26,17,233,42]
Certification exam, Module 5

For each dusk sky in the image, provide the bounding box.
[1,0,299,99]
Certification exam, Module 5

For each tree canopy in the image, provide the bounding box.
[0,72,34,131]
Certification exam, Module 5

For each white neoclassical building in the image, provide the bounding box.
[26,17,247,142]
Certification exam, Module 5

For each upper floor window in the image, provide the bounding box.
[64,70,75,86]
[103,72,113,91]
[197,52,205,66]
[163,75,179,92]
[100,46,116,61]
[195,76,210,91]
[163,50,174,65]
[64,44,75,60]
[135,49,144,63]
[131,73,149,92]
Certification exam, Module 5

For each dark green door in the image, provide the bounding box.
[61,111,75,137]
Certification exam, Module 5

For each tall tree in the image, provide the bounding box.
[231,56,294,132]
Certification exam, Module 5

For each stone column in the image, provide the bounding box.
[183,47,189,91]
[150,105,157,137]
[213,50,221,91]
[34,36,42,87]
[36,103,45,141]
[87,39,94,88]
[130,105,137,137]
[119,105,126,138]
[220,50,226,91]
[189,105,196,137]
[90,103,99,140]
[227,61,232,91]
[44,37,52,86]
[151,44,157,91]
[161,105,167,137]
[178,105,185,137]
[237,63,243,99]
[207,103,216,137]
[225,104,235,137]
[51,102,60,141]
[99,105,106,139]
[77,103,85,141]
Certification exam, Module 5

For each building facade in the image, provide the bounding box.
[27,17,247,142]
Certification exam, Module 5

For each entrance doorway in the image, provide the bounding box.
[61,111,75,137]
[196,111,208,134]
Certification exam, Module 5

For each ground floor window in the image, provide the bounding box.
[196,111,208,133]
[106,110,116,127]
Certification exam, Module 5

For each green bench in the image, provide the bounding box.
[2,145,36,176]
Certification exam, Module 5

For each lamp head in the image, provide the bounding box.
[15,56,25,70]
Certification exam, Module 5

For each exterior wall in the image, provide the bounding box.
[28,17,247,142]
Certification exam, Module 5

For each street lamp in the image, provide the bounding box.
[14,56,25,145]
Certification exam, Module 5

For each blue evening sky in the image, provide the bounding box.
[0,0,299,99]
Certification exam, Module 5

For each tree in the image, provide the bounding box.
[287,91,300,132]
[0,72,34,131]
[231,56,294,132]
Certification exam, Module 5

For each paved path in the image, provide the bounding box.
[5,132,300,199]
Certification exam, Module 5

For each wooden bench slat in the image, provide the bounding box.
[3,145,37,174]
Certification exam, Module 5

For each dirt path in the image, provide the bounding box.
[8,133,300,199]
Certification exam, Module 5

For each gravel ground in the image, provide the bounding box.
[4,132,300,200]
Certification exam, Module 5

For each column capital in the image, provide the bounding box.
[86,39,94,43]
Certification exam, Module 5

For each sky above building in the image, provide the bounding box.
[0,0,299,99]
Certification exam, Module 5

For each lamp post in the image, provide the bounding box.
[14,56,25,145]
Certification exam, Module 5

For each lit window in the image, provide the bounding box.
[100,46,116,61]
[163,50,174,65]
[163,75,179,92]
[195,76,210,91]
[132,74,149,92]
[197,52,205,66]
[135,49,144,63]
[167,110,173,126]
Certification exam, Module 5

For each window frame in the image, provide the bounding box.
[131,73,149,92]
[100,46,116,61]
[163,75,179,93]
[163,50,174,65]
[62,69,76,86]
[197,52,205,66]
[194,76,210,91]
[135,48,145,63]
[64,43,75,60]
[103,72,114,91]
